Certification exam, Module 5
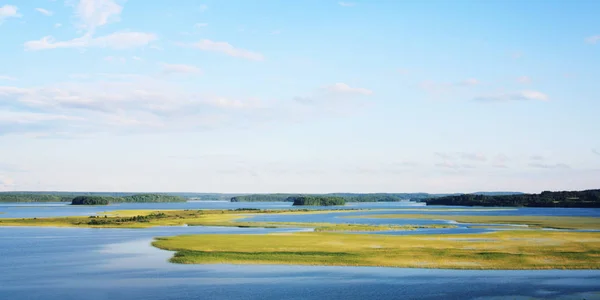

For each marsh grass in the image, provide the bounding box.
[152,230,600,269]
[0,209,454,232]
[352,214,600,230]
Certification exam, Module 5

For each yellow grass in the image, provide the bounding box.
[152,230,600,269]
[351,214,600,230]
[0,209,453,231]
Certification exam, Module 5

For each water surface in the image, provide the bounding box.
[1,226,599,300]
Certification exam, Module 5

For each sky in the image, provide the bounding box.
[0,0,599,194]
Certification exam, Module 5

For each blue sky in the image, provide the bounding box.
[0,0,599,193]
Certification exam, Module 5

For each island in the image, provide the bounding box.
[424,189,600,207]
[71,196,110,205]
[0,192,188,203]
[71,193,186,205]
[289,195,345,206]
[1,208,599,269]
[230,192,524,203]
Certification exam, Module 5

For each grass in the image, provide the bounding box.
[3,207,599,269]
[152,230,600,269]
[0,209,455,232]
[351,214,600,230]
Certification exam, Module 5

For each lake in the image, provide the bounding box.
[1,202,599,299]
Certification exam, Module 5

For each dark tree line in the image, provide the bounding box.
[0,194,72,203]
[72,196,111,205]
[424,189,600,207]
[289,195,346,206]
[114,194,186,203]
[71,194,186,205]
[0,191,210,202]
[231,194,297,202]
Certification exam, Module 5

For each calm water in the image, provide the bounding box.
[0,201,423,219]
[1,226,599,300]
[1,202,599,299]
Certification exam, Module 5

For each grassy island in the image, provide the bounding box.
[0,209,454,232]
[352,214,600,230]
[290,195,345,206]
[152,230,600,269]
[2,208,599,270]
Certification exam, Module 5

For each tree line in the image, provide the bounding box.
[70,194,186,205]
[289,195,346,206]
[230,193,440,202]
[424,189,600,207]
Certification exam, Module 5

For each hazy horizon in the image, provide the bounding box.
[1,0,599,193]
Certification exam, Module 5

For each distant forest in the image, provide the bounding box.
[229,192,523,203]
[0,193,186,204]
[71,194,186,205]
[424,189,600,208]
[71,196,110,205]
[230,193,434,202]
[0,192,241,203]
[289,195,346,206]
[1,191,526,204]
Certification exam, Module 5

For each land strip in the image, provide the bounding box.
[350,214,600,230]
[152,230,600,269]
[0,209,454,231]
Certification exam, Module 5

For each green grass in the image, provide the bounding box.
[351,214,600,230]
[152,230,600,269]
[3,207,599,269]
[0,209,454,231]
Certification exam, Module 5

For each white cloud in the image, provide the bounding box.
[474,90,548,102]
[194,23,208,29]
[338,2,356,6]
[0,5,21,23]
[0,75,16,81]
[435,162,475,169]
[530,155,544,161]
[24,31,157,50]
[457,78,480,86]
[0,110,82,124]
[458,152,486,162]
[0,78,269,136]
[529,162,570,169]
[54,23,62,28]
[517,76,532,84]
[190,39,264,61]
[0,86,28,95]
[435,151,487,163]
[206,97,258,109]
[73,0,122,31]
[0,175,16,191]
[0,78,365,137]
[35,8,53,16]
[325,83,373,95]
[132,56,142,61]
[434,152,452,159]
[198,4,208,12]
[160,63,201,75]
[585,35,600,44]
